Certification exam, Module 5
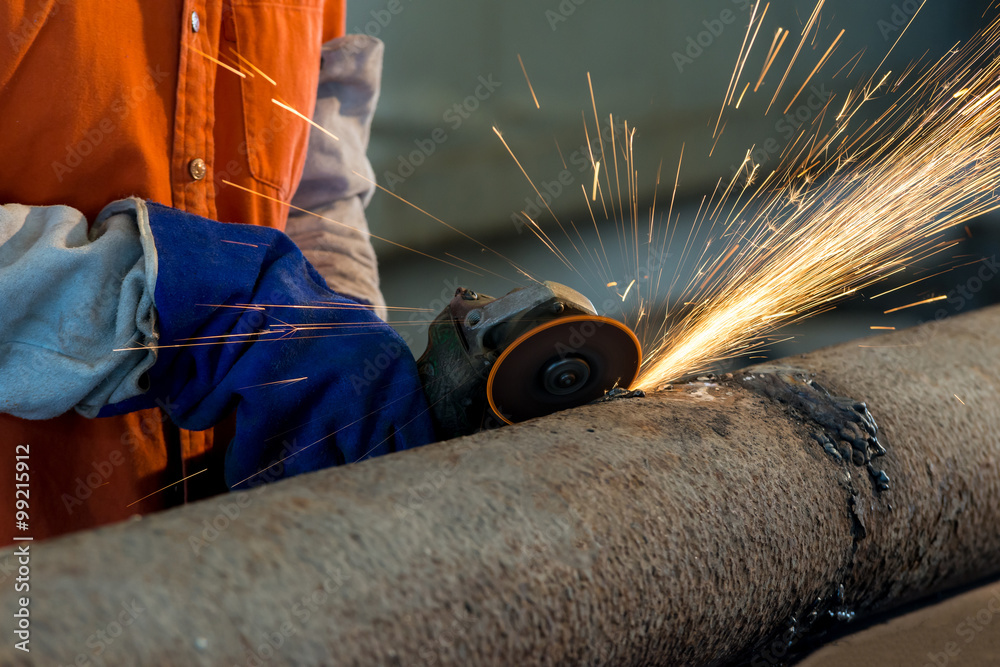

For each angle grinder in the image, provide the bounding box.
[416,281,642,439]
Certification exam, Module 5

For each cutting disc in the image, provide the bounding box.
[487,315,642,424]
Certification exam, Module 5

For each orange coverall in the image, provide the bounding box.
[0,0,346,545]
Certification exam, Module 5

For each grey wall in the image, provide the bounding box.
[350,0,982,251]
[344,0,998,362]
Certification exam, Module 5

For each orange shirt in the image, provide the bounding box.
[0,0,345,545]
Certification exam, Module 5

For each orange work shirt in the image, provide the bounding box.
[0,0,346,545]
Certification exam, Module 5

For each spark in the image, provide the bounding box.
[238,377,308,390]
[231,48,277,84]
[126,469,208,507]
[716,0,769,134]
[869,267,956,299]
[781,29,845,114]
[554,137,568,168]
[200,302,433,313]
[220,239,261,248]
[113,326,400,352]
[492,126,588,275]
[622,279,636,302]
[352,169,543,282]
[870,326,896,330]
[220,179,476,273]
[587,72,613,222]
[883,295,947,314]
[193,48,337,146]
[766,0,826,114]
[632,16,1000,390]
[735,82,752,109]
[187,45,246,78]
[228,382,443,489]
[760,310,798,322]
[517,53,540,109]
[272,98,340,141]
[755,28,789,92]
[872,0,928,76]
[954,394,966,405]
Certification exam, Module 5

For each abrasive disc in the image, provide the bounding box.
[487,315,642,424]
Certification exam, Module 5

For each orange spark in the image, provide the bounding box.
[126,469,208,507]
[272,98,340,142]
[883,295,947,314]
[238,377,308,390]
[187,45,246,78]
[517,53,540,109]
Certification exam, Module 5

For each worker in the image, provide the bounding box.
[0,2,435,546]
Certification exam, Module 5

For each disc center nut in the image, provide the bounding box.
[543,357,591,396]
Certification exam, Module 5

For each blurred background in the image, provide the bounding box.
[346,0,1000,368]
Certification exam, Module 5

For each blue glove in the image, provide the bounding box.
[101,203,436,487]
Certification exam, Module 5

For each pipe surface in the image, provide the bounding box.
[2,305,1000,666]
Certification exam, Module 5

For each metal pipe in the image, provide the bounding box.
[3,305,1000,666]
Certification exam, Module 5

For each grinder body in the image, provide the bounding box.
[416,282,641,440]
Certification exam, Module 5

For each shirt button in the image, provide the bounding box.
[188,158,207,180]
[191,11,201,33]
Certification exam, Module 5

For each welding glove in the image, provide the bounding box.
[0,198,436,487]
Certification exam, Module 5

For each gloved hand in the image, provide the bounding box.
[101,202,436,487]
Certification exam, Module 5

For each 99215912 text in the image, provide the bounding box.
[12,443,31,653]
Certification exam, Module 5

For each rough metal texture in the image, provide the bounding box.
[2,306,1000,666]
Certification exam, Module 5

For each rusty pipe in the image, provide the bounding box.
[2,305,1000,666]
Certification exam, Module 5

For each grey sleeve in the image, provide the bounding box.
[0,197,158,419]
[286,34,388,321]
